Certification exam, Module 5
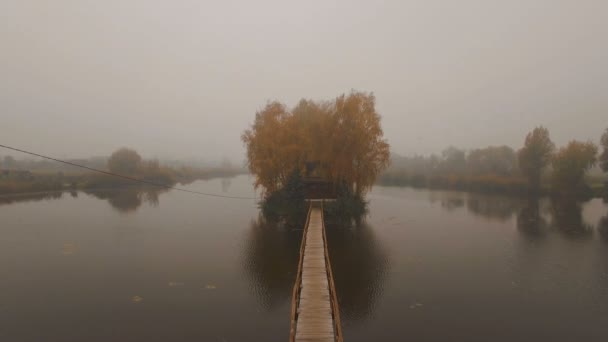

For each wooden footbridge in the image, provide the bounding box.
[290,201,343,342]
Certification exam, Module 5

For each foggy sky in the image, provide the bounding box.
[1,0,607,163]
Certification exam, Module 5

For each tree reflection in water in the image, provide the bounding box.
[466,194,524,221]
[325,221,389,323]
[242,205,389,324]
[428,191,466,211]
[428,191,525,220]
[549,198,594,239]
[84,188,167,213]
[517,198,548,238]
[598,215,608,242]
[517,197,595,240]
[242,214,303,310]
[0,191,64,206]
[441,197,465,211]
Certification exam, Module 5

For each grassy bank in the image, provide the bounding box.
[0,167,246,195]
[377,170,608,199]
[378,171,528,194]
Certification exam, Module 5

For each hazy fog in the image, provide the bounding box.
[1,0,606,162]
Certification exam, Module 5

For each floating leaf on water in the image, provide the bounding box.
[409,302,423,309]
[205,284,217,290]
[62,243,77,256]
[131,295,143,303]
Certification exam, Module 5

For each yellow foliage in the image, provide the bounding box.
[242,91,390,195]
[552,140,598,193]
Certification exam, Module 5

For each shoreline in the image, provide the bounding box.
[375,180,607,200]
[0,172,247,197]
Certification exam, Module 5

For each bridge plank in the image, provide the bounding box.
[294,203,336,342]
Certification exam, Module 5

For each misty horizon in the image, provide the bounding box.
[2,0,607,161]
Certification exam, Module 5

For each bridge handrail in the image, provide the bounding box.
[321,200,344,342]
[289,202,313,341]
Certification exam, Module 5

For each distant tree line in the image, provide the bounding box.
[0,148,245,195]
[0,155,108,173]
[80,147,246,188]
[381,127,608,198]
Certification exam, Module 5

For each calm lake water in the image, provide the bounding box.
[1,175,607,341]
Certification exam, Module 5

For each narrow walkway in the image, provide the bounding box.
[290,201,342,342]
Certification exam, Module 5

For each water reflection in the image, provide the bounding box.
[221,177,232,192]
[428,192,599,240]
[242,215,302,310]
[0,188,170,213]
[84,188,168,213]
[550,199,594,239]
[242,210,389,322]
[428,191,524,220]
[2,179,607,341]
[597,215,608,242]
[466,194,523,221]
[442,197,465,211]
[516,198,597,240]
[426,191,602,241]
[516,199,548,238]
[428,191,465,211]
[0,191,64,206]
[325,222,389,323]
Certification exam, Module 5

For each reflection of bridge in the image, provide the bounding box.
[290,201,342,341]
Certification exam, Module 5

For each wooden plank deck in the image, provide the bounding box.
[290,201,342,342]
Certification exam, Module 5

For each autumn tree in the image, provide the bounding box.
[108,148,142,175]
[600,128,608,172]
[518,127,555,192]
[242,91,390,196]
[242,102,295,193]
[551,141,598,195]
[326,93,390,194]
